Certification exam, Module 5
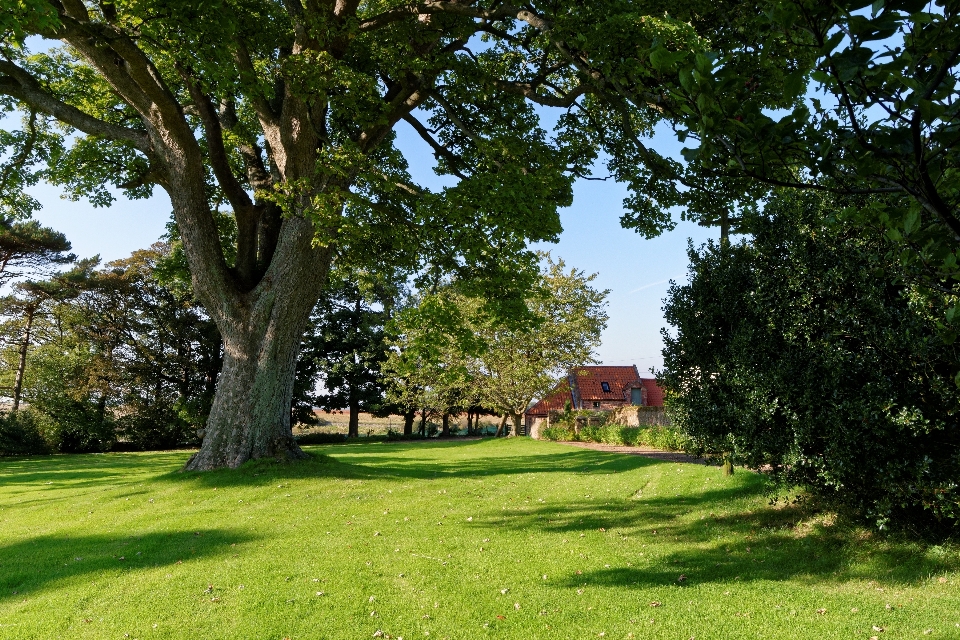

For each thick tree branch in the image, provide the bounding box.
[179,67,264,288]
[179,69,254,213]
[0,60,151,153]
[491,79,588,107]
[401,113,469,181]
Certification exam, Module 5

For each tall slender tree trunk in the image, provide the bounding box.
[11,305,36,413]
[495,414,508,437]
[403,409,415,436]
[348,394,360,438]
[441,413,450,437]
[466,410,473,435]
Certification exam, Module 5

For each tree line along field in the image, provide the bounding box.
[294,413,502,438]
[1,438,957,639]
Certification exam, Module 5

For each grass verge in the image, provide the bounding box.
[1,438,957,639]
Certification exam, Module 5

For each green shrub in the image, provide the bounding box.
[660,191,960,532]
[115,401,201,451]
[539,422,689,452]
[0,409,50,456]
[31,398,115,453]
[295,432,348,445]
[540,425,575,441]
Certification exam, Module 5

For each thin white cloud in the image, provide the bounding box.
[628,279,671,294]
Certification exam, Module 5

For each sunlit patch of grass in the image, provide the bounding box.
[1,439,958,639]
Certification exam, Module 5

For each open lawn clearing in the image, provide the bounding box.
[1,438,958,639]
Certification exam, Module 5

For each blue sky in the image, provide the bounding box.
[25,121,716,375]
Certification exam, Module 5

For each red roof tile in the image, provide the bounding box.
[525,366,666,415]
[640,378,665,407]
[526,383,573,416]
[572,366,641,401]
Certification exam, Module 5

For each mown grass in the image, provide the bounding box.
[0,438,958,639]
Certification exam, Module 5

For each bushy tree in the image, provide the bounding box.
[659,190,960,532]
[385,255,607,436]
[383,290,477,437]
[471,256,608,435]
[3,245,221,451]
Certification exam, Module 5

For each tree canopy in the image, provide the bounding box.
[2,0,745,468]
[385,255,607,435]
[602,1,960,291]
[0,217,74,284]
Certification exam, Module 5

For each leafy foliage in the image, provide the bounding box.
[1,245,220,452]
[600,1,960,304]
[0,407,48,456]
[659,190,960,532]
[383,255,608,433]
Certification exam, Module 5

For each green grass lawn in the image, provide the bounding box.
[1,438,958,639]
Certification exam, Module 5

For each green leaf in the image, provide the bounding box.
[903,209,919,235]
[783,71,805,99]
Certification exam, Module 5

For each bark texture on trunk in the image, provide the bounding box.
[403,409,415,436]
[511,412,522,437]
[11,305,35,412]
[182,215,333,471]
[441,413,450,437]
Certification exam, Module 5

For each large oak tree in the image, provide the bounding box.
[2,0,698,469]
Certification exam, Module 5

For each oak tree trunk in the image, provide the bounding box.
[441,413,450,437]
[181,211,333,470]
[185,328,306,469]
[403,409,415,437]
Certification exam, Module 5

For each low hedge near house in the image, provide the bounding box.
[540,423,690,451]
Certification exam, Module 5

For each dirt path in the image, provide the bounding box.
[554,440,712,465]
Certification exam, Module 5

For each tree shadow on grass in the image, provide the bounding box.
[0,528,255,602]
[0,451,190,493]
[488,489,960,588]
[160,440,661,489]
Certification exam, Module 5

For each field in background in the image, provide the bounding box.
[294,412,504,437]
[1,439,958,639]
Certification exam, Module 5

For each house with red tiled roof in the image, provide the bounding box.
[524,365,664,437]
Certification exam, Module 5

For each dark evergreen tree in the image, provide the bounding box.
[0,217,75,284]
[295,278,397,438]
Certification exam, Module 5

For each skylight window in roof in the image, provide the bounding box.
[600,381,611,392]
